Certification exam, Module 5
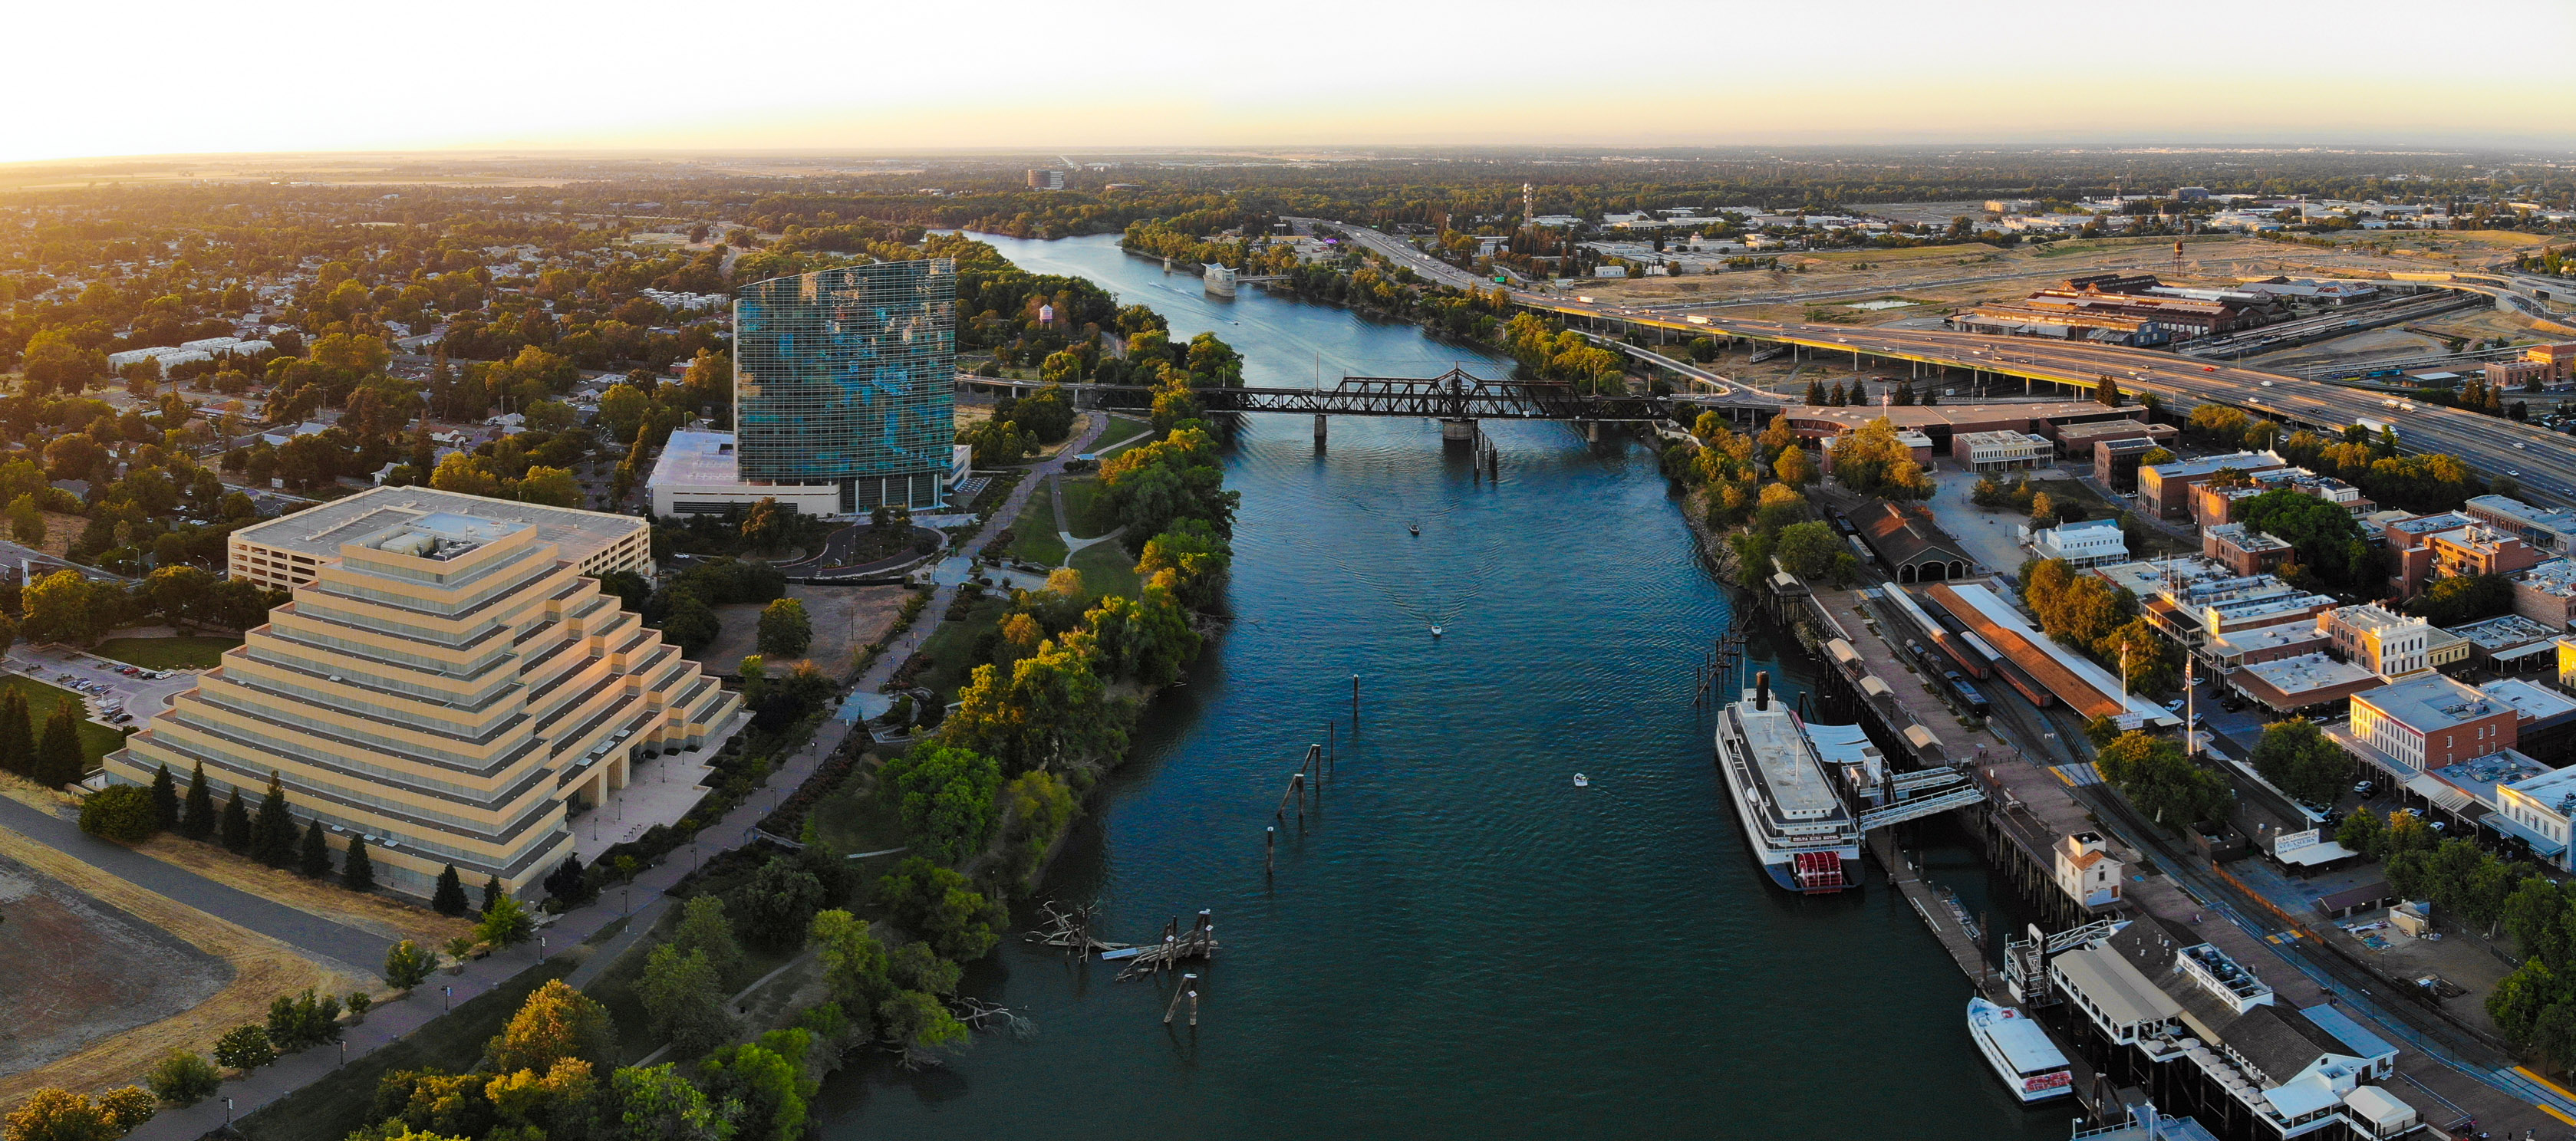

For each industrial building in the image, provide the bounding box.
[1958,274,2286,344]
[110,508,743,899]
[229,486,653,592]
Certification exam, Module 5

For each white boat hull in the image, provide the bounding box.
[1968,998,2074,1104]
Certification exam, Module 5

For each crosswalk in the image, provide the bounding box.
[2054,762,2103,788]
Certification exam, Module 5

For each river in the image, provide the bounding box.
[815,234,2077,1139]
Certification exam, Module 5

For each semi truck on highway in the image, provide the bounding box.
[2354,416,2395,439]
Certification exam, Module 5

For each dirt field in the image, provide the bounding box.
[0,853,229,1080]
[701,583,908,680]
[132,835,476,946]
[0,830,365,1101]
[33,512,84,561]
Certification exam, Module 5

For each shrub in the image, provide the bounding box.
[384,940,437,991]
[77,785,160,843]
[146,1049,221,1106]
[212,1024,274,1071]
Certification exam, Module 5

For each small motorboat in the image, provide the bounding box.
[1573,773,1589,788]
[1430,625,1444,638]
[1408,523,1421,536]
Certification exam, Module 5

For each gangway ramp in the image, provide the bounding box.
[1858,779,1985,831]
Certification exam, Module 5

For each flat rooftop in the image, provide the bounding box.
[1780,401,2131,432]
[2240,653,2377,698]
[2141,452,2281,481]
[2484,679,2576,725]
[233,485,646,564]
[648,429,745,487]
[2470,494,2576,535]
[2356,672,2502,732]
[2208,624,2328,655]
[2448,613,2558,650]
[2429,748,2553,805]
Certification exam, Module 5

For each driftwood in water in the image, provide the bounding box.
[1023,901,1134,955]
[1115,910,1219,982]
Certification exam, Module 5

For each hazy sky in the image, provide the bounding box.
[15,0,2575,163]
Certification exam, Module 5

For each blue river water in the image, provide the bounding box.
[812,234,2078,1139]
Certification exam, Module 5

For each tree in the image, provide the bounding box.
[730,857,828,952]
[740,498,792,553]
[637,945,734,1058]
[2408,573,2515,627]
[2491,957,2556,1046]
[219,785,252,852]
[77,785,160,843]
[177,761,215,840]
[2249,719,2350,805]
[22,570,116,646]
[670,895,744,982]
[2238,488,2370,592]
[252,771,296,866]
[876,990,968,1068]
[212,1024,275,1070]
[432,865,469,916]
[484,1057,596,1139]
[2095,732,2235,829]
[0,691,30,780]
[756,598,812,659]
[265,989,341,1051]
[1771,444,1817,487]
[608,1064,725,1141]
[1827,417,1931,500]
[35,699,85,787]
[146,1048,221,1106]
[481,876,505,916]
[2097,373,2123,406]
[514,466,581,508]
[874,857,1006,962]
[1772,521,1846,584]
[384,940,437,991]
[1804,380,1827,406]
[810,909,892,1018]
[2335,805,2387,860]
[478,893,535,948]
[878,745,1002,865]
[2,1087,136,1141]
[699,1039,812,1141]
[486,980,614,1074]
[298,818,333,878]
[344,834,376,891]
[149,765,180,831]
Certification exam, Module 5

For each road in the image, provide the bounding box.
[1545,298,2576,505]
[1309,218,2576,505]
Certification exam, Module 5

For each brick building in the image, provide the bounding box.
[2350,673,2518,772]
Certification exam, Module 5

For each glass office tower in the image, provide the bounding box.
[734,259,957,511]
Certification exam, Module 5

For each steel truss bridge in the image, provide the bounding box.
[1069,367,1670,422]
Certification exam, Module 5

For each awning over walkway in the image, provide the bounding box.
[2402,773,2475,814]
[2488,811,2569,858]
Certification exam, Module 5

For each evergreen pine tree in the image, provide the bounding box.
[1827,381,1848,406]
[481,876,503,916]
[1804,380,1827,406]
[219,786,252,853]
[36,699,83,787]
[252,771,295,866]
[342,834,375,892]
[298,818,331,878]
[0,690,29,778]
[431,865,468,916]
[150,765,181,831]
[180,762,216,841]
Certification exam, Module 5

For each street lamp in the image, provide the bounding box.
[442,985,452,1012]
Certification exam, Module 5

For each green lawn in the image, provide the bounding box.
[1059,475,1114,538]
[913,594,1011,701]
[807,772,908,858]
[1069,540,1141,602]
[236,958,578,1141]
[1092,416,1153,452]
[1005,478,1068,566]
[94,636,240,669]
[0,675,126,768]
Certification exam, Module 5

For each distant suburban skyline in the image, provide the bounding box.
[17,0,2576,164]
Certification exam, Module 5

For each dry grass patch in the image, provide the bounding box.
[131,834,476,947]
[0,830,367,1103]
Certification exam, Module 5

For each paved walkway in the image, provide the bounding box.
[865,413,1113,695]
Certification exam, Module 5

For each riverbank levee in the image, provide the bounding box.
[815,233,2079,1139]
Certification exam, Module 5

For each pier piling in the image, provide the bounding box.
[1265,826,1274,874]
[1350,674,1359,732]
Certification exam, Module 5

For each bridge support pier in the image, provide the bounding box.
[1583,421,1601,442]
[1440,418,1477,443]
[1313,415,1328,446]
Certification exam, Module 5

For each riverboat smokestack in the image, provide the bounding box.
[1754,671,1771,711]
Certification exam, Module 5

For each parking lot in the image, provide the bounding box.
[3,646,202,728]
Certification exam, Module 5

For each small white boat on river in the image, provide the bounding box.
[1573,773,1589,788]
[1968,998,2073,1103]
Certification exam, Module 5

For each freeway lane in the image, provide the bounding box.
[1297,219,2576,503]
[1540,303,2576,505]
